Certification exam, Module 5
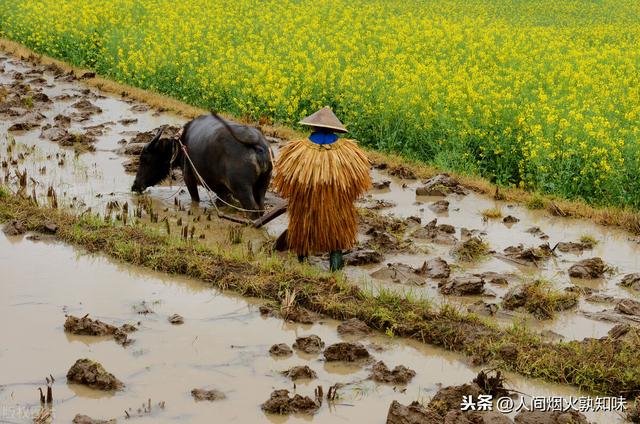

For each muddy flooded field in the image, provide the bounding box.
[0,227,626,423]
[0,51,638,422]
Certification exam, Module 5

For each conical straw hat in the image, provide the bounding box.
[299,106,348,133]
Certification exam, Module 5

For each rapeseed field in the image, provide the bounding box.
[1,0,639,207]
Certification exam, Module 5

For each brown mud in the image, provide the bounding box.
[281,365,318,381]
[0,222,628,423]
[66,359,124,391]
[292,335,325,354]
[323,342,371,362]
[368,361,416,385]
[191,388,226,402]
[0,51,637,422]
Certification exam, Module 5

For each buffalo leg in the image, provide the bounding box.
[231,184,261,219]
[252,169,272,212]
[183,164,200,202]
[211,184,235,207]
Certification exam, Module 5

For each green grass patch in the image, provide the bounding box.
[503,280,579,320]
[526,195,546,210]
[579,234,598,247]
[452,237,490,262]
[481,207,502,219]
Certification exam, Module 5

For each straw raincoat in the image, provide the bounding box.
[273,107,371,260]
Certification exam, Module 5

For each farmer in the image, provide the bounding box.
[273,106,371,271]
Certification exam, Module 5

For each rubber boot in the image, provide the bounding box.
[329,250,344,272]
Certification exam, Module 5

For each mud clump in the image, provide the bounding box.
[369,361,416,385]
[585,293,615,304]
[58,132,96,151]
[373,180,391,189]
[453,237,490,262]
[8,122,38,131]
[514,410,589,423]
[130,103,151,112]
[337,318,372,338]
[55,70,76,82]
[40,121,97,151]
[324,342,370,362]
[344,248,383,265]
[66,359,123,391]
[568,257,607,279]
[430,199,450,213]
[582,310,640,326]
[191,388,226,401]
[428,383,483,416]
[525,226,549,240]
[118,142,147,156]
[556,241,593,253]
[54,114,71,127]
[367,199,396,210]
[391,373,512,422]
[64,314,116,336]
[119,118,138,126]
[72,415,116,424]
[40,126,67,142]
[72,99,102,114]
[414,184,444,196]
[43,63,64,76]
[269,343,293,357]
[122,158,139,173]
[473,370,509,397]
[2,219,26,236]
[79,71,96,79]
[478,271,515,286]
[416,173,467,196]
[112,328,134,346]
[412,218,457,244]
[168,314,184,324]
[281,365,317,380]
[83,123,111,137]
[285,307,319,324]
[359,209,407,232]
[261,389,319,415]
[292,335,324,354]
[616,299,640,316]
[417,257,451,279]
[502,243,553,264]
[502,281,578,319]
[366,228,405,252]
[389,165,416,180]
[502,215,520,224]
[370,262,425,285]
[439,276,485,296]
[32,92,51,103]
[620,273,640,291]
[386,400,442,424]
[128,125,181,144]
[467,301,499,317]
[608,323,631,339]
[43,221,58,234]
[64,314,137,346]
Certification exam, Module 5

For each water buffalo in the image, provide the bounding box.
[131,113,272,218]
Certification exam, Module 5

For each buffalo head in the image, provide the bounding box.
[131,127,176,193]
